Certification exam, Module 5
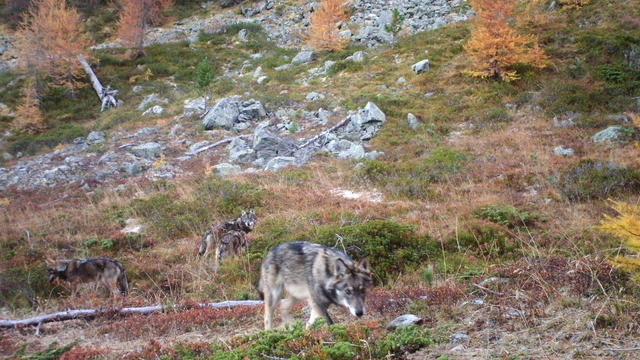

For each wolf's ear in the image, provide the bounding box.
[357,258,371,273]
[333,258,349,276]
[242,210,247,216]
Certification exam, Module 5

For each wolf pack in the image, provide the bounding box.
[46,209,373,329]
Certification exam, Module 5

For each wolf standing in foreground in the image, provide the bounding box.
[47,257,129,297]
[198,210,257,269]
[258,241,373,330]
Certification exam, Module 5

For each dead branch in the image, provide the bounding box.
[0,300,263,329]
[298,116,351,149]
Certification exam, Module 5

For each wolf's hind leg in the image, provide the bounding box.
[263,283,283,330]
[279,296,299,328]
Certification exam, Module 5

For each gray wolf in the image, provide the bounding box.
[258,241,373,330]
[198,210,257,268]
[47,257,129,296]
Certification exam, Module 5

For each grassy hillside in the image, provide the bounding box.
[1,0,640,358]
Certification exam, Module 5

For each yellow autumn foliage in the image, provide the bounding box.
[601,201,640,277]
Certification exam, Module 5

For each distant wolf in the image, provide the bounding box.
[47,257,129,296]
[258,241,373,330]
[198,210,257,268]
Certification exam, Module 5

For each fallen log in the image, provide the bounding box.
[297,116,351,150]
[0,300,264,329]
[78,55,121,112]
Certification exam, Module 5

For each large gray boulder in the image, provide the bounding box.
[130,142,163,159]
[202,97,266,130]
[214,163,242,177]
[228,137,256,163]
[86,131,106,145]
[342,102,387,140]
[325,139,366,160]
[202,96,241,130]
[253,123,298,159]
[291,50,316,65]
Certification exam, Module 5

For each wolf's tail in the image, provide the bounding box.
[117,268,129,296]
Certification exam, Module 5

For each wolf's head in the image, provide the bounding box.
[239,210,258,231]
[47,262,69,283]
[328,257,373,318]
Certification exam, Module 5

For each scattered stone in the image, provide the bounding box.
[365,150,384,160]
[238,28,249,42]
[86,131,106,144]
[396,76,408,85]
[451,333,470,345]
[183,97,208,118]
[346,51,367,63]
[412,59,431,74]
[253,66,266,80]
[553,112,581,128]
[323,60,336,73]
[137,93,168,111]
[256,75,269,84]
[202,96,266,130]
[121,218,147,235]
[306,92,326,102]
[142,105,165,117]
[325,139,365,160]
[228,137,256,164]
[214,162,242,176]
[291,50,316,65]
[407,113,422,130]
[592,126,633,144]
[606,114,632,123]
[124,162,144,176]
[387,314,423,330]
[342,102,387,140]
[553,146,575,157]
[253,123,298,159]
[264,156,297,171]
[129,142,163,159]
[275,63,293,72]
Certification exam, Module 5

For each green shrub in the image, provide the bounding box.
[375,326,433,357]
[130,194,210,240]
[9,123,87,155]
[20,343,75,360]
[193,177,264,216]
[558,160,640,201]
[475,204,539,228]
[452,222,515,258]
[325,341,358,360]
[313,220,437,284]
[196,57,215,89]
[0,265,57,310]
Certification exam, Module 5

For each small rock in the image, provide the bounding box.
[264,156,297,172]
[291,50,316,65]
[605,114,632,123]
[256,75,269,84]
[86,131,106,144]
[121,218,147,235]
[346,51,367,63]
[387,314,423,330]
[130,142,163,159]
[592,126,633,144]
[202,96,241,130]
[137,93,168,111]
[214,163,242,177]
[275,64,293,72]
[183,97,208,118]
[228,137,256,164]
[553,112,581,128]
[306,92,326,102]
[132,85,145,94]
[364,150,384,160]
[412,59,431,74]
[451,333,470,345]
[396,77,408,85]
[323,60,336,73]
[238,29,249,42]
[553,146,575,157]
[142,105,164,117]
[407,113,422,130]
[253,66,266,80]
[124,162,144,176]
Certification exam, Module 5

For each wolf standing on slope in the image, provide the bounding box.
[258,241,373,330]
[47,257,129,296]
[198,210,258,268]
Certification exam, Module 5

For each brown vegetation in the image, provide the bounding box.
[13,77,46,134]
[117,0,174,57]
[14,0,93,87]
[465,0,549,81]
[307,0,349,51]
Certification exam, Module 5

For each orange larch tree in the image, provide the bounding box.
[14,77,47,134]
[307,0,349,52]
[15,0,120,112]
[465,0,549,81]
[117,0,174,58]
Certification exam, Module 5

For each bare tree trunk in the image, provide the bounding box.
[78,55,121,111]
[0,300,264,329]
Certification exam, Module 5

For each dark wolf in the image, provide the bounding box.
[258,241,373,330]
[198,210,257,268]
[47,257,129,296]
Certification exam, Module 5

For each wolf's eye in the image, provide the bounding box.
[345,289,352,296]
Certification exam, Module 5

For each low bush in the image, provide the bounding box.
[475,204,539,228]
[557,160,640,201]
